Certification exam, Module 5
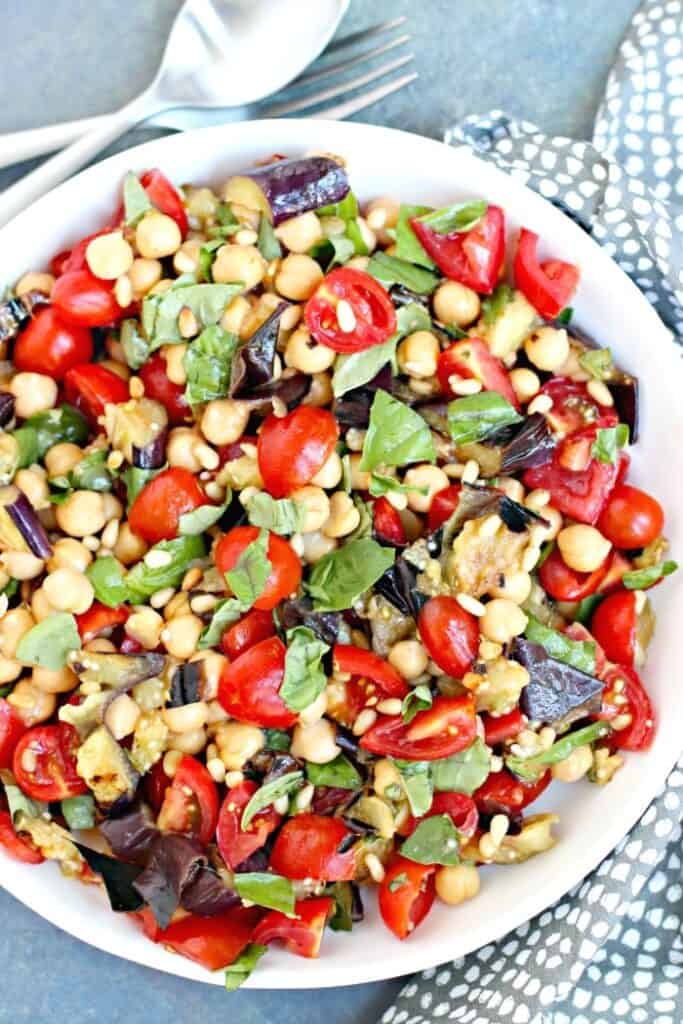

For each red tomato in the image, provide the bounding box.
[52,269,124,327]
[539,546,610,602]
[427,484,462,531]
[524,427,622,524]
[379,856,436,940]
[257,407,339,498]
[216,780,281,870]
[139,353,191,425]
[218,434,258,467]
[513,228,580,318]
[51,248,73,277]
[360,696,477,761]
[13,307,93,381]
[304,268,397,353]
[252,897,333,958]
[137,905,261,971]
[590,590,637,666]
[157,756,219,846]
[128,468,208,544]
[12,724,87,801]
[333,644,408,698]
[564,622,608,678]
[542,378,618,436]
[0,811,44,864]
[220,608,275,659]
[418,596,479,678]
[75,602,129,644]
[474,769,551,815]
[57,231,112,275]
[215,526,301,611]
[64,363,129,425]
[269,815,356,881]
[482,708,525,747]
[373,497,407,546]
[409,205,505,294]
[599,665,655,751]
[140,170,189,236]
[143,760,172,814]
[403,792,479,840]
[218,636,296,728]
[437,338,518,408]
[597,484,664,550]
[0,699,28,771]
[597,550,632,595]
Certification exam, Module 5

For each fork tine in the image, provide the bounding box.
[322,16,408,56]
[262,55,414,118]
[294,34,411,88]
[307,72,418,122]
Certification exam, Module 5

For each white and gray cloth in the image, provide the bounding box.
[379,2,683,1022]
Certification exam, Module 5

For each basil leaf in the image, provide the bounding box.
[401,684,433,724]
[307,537,395,611]
[481,283,514,326]
[447,392,523,446]
[71,450,114,492]
[2,780,43,824]
[309,235,356,271]
[246,492,306,536]
[178,501,229,536]
[183,325,239,405]
[76,843,143,913]
[198,597,247,649]
[623,560,678,590]
[347,495,373,543]
[332,302,431,399]
[368,472,428,499]
[16,612,80,670]
[234,872,295,915]
[257,215,282,261]
[524,615,596,674]
[120,319,151,370]
[61,795,95,830]
[573,593,603,625]
[578,347,613,380]
[306,754,361,790]
[121,465,163,508]
[360,390,436,472]
[395,204,436,268]
[388,872,408,893]
[317,191,359,220]
[327,882,354,932]
[23,405,88,459]
[401,814,460,866]
[12,427,39,470]
[224,943,267,991]
[280,626,329,712]
[591,424,629,464]
[125,535,207,601]
[392,760,433,817]
[557,306,574,324]
[225,528,271,606]
[263,729,291,751]
[366,252,439,294]
[430,738,491,795]
[123,172,152,227]
[86,556,130,607]
[241,772,304,830]
[506,721,612,780]
[418,200,487,236]
[142,280,244,350]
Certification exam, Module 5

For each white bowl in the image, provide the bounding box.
[0,120,681,989]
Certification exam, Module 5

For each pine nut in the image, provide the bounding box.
[376,698,403,716]
[129,376,145,399]
[336,299,356,333]
[489,814,509,848]
[461,459,479,484]
[182,568,203,591]
[352,708,378,736]
[365,852,386,883]
[150,587,175,609]
[527,394,553,415]
[224,770,245,788]
[449,375,483,396]
[144,549,173,569]
[207,757,226,783]
[178,306,199,338]
[586,379,614,406]
[456,593,486,617]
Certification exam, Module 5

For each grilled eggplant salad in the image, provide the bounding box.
[0,156,675,985]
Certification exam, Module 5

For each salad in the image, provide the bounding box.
[0,154,676,986]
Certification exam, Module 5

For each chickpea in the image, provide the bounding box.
[129,257,163,296]
[161,343,188,386]
[364,196,400,244]
[45,443,83,478]
[167,427,203,472]
[275,211,323,253]
[435,863,480,906]
[15,271,55,297]
[303,371,334,408]
[214,721,265,770]
[373,758,403,798]
[14,468,50,511]
[301,530,337,564]
[173,238,202,276]
[557,524,611,573]
[185,185,218,222]
[346,255,369,271]
[510,367,540,404]
[31,665,78,694]
[403,464,449,513]
[291,485,330,533]
[480,599,528,644]
[310,450,342,489]
[200,399,250,447]
[43,568,94,615]
[397,331,440,379]
[388,640,429,680]
[85,638,117,653]
[275,254,323,301]
[55,491,106,538]
[162,700,209,734]
[167,727,207,756]
[31,587,55,622]
[135,210,182,259]
[551,744,594,783]
[86,231,134,280]
[433,281,481,327]
[0,658,21,685]
[490,570,533,605]
[126,607,164,650]
[284,325,336,374]
[524,327,570,373]
[212,244,266,291]
[101,493,123,522]
[0,607,35,659]
[534,505,563,542]
[8,679,56,726]
[161,614,203,659]
[1,551,45,580]
[290,719,340,764]
[220,295,252,334]
[114,524,148,565]
[9,372,57,418]
[348,453,371,491]
[323,492,360,538]
[104,694,141,740]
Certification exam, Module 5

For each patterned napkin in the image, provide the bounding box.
[380,2,683,1022]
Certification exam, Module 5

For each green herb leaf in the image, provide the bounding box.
[125,535,207,601]
[234,872,295,916]
[86,556,130,608]
[16,612,80,670]
[591,424,629,464]
[447,392,523,446]
[257,215,282,262]
[280,627,329,712]
[198,597,246,649]
[307,537,395,611]
[430,738,491,795]
[1,780,43,824]
[395,204,437,268]
[183,325,239,405]
[401,685,433,724]
[122,173,152,227]
[506,721,612,780]
[178,501,228,536]
[309,235,356,272]
[224,943,267,991]
[246,492,306,536]
[22,405,88,460]
[12,428,39,471]
[360,390,436,472]
[578,347,613,380]
[366,252,439,294]
[573,593,603,625]
[332,302,430,399]
[142,280,244,350]
[241,772,304,830]
[120,319,151,370]
[392,760,433,817]
[401,814,460,866]
[418,199,487,236]
[556,307,574,324]
[263,728,291,751]
[388,872,408,893]
[622,560,678,590]
[346,495,373,543]
[524,614,596,674]
[368,473,427,499]
[225,528,271,606]
[327,882,354,932]
[317,191,359,220]
[481,283,514,326]
[51,449,114,502]
[61,794,95,830]
[306,754,361,790]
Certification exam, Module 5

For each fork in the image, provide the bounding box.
[0,12,416,228]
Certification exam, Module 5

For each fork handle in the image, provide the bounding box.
[0,114,117,171]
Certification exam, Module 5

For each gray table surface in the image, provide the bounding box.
[0,0,640,1020]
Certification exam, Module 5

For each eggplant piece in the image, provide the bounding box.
[0,391,15,427]
[133,834,206,929]
[611,376,639,443]
[389,284,431,311]
[75,725,140,806]
[278,597,341,646]
[414,398,449,438]
[75,843,144,912]
[132,428,168,470]
[100,802,159,864]
[449,484,547,535]
[180,867,240,916]
[234,848,270,874]
[69,650,166,690]
[0,485,51,557]
[374,557,428,619]
[0,290,48,344]
[166,663,202,709]
[498,414,555,473]
[230,303,288,398]
[333,365,394,429]
[511,637,604,728]
[228,156,350,226]
[239,371,310,414]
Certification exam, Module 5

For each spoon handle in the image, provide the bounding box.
[0,115,119,171]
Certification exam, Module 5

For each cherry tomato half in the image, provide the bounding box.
[218,636,296,728]
[0,699,28,771]
[251,897,333,958]
[269,814,356,881]
[379,855,436,940]
[13,307,93,381]
[136,905,261,971]
[157,755,219,846]
[75,602,129,644]
[257,406,339,498]
[539,546,610,602]
[473,769,551,816]
[52,269,124,327]
[524,427,622,524]
[597,484,664,550]
[373,497,407,546]
[0,811,44,864]
[599,665,655,751]
[139,353,191,425]
[305,267,397,353]
[418,596,479,678]
[128,467,209,544]
[215,526,302,611]
[437,338,518,408]
[216,780,281,870]
[402,791,479,840]
[482,708,525,748]
[590,590,638,666]
[143,760,172,814]
[333,644,408,698]
[360,695,477,761]
[64,363,129,425]
[220,608,275,660]
[140,169,189,236]
[514,228,580,319]
[542,378,618,437]
[12,723,87,802]
[410,205,505,294]
[427,484,462,531]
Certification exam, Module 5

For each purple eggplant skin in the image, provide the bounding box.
[132,428,167,469]
[511,637,604,729]
[499,414,556,474]
[0,391,15,428]
[244,156,349,225]
[611,376,639,443]
[3,486,52,557]
[230,302,288,398]
[0,290,49,345]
